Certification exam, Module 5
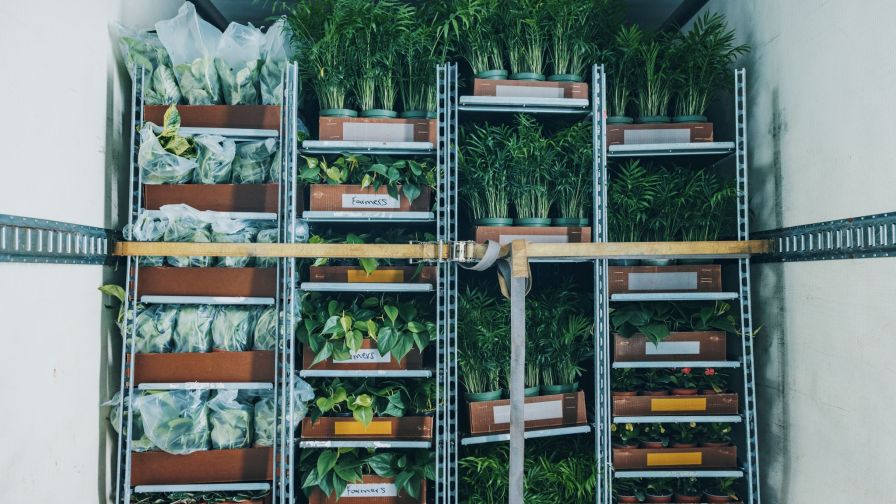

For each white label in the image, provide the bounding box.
[624,128,691,145]
[495,85,564,99]
[628,272,698,291]
[492,400,563,424]
[344,122,414,142]
[342,193,401,209]
[333,349,392,364]
[341,483,398,498]
[645,341,701,355]
[498,234,569,245]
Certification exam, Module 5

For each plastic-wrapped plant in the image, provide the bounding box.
[211,306,256,352]
[113,23,181,105]
[193,135,236,184]
[173,305,214,353]
[214,22,263,105]
[106,391,155,452]
[135,389,210,454]
[208,390,252,449]
[138,106,198,184]
[253,306,278,351]
[670,12,750,120]
[232,139,278,184]
[134,305,176,353]
[251,390,275,447]
[156,3,223,105]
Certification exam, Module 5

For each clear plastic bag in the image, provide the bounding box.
[113,23,181,105]
[254,228,279,268]
[173,305,213,352]
[156,3,223,105]
[211,306,256,351]
[209,215,259,268]
[138,123,197,184]
[134,305,175,353]
[253,306,277,351]
[160,204,213,267]
[194,135,236,184]
[215,23,264,105]
[208,389,253,449]
[126,211,170,266]
[105,391,155,452]
[259,19,290,105]
[135,389,210,455]
[292,378,314,429]
[251,390,275,447]
[232,139,278,184]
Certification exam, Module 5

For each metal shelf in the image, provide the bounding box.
[137,382,273,391]
[299,440,431,449]
[612,361,741,369]
[302,140,435,156]
[140,209,278,221]
[140,295,275,305]
[179,127,278,140]
[610,292,739,302]
[134,482,271,494]
[608,142,735,158]
[459,95,589,114]
[302,211,435,223]
[300,369,433,378]
[300,282,434,293]
[460,425,592,446]
[613,415,742,423]
[614,470,744,479]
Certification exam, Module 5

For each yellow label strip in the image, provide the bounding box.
[347,269,405,283]
[650,397,707,412]
[335,420,393,436]
[646,452,703,467]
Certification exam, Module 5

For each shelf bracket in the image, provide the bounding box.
[0,214,115,265]
[754,212,896,261]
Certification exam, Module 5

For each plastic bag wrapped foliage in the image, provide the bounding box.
[136,389,210,454]
[208,389,253,449]
[160,204,213,267]
[194,135,236,184]
[138,111,198,185]
[156,3,223,105]
[211,306,256,351]
[113,23,181,105]
[210,216,260,268]
[173,305,214,352]
[232,139,278,184]
[251,390,275,447]
[260,19,290,105]
[253,306,277,351]
[215,23,263,105]
[254,228,279,268]
[126,211,170,266]
[134,305,176,353]
[106,391,155,452]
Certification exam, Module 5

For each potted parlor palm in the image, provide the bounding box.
[634,33,674,123]
[606,25,642,124]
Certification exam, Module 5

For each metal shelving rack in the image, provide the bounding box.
[595,68,761,504]
[114,64,300,504]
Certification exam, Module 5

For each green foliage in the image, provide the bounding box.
[131,489,269,504]
[298,153,436,207]
[610,301,738,344]
[611,422,642,447]
[611,368,642,392]
[505,1,546,76]
[605,25,643,117]
[298,293,436,365]
[634,33,675,117]
[300,449,434,500]
[703,422,734,444]
[309,228,435,275]
[459,122,514,221]
[527,286,593,387]
[307,378,420,426]
[457,286,510,393]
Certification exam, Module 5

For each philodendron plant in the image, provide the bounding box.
[610,301,738,344]
[309,228,435,275]
[301,448,434,500]
[297,293,436,365]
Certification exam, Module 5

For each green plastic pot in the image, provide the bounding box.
[641,258,676,266]
[426,111,437,119]
[547,73,583,82]
[606,116,634,124]
[465,390,503,402]
[514,218,552,227]
[551,218,582,226]
[476,69,508,80]
[576,218,590,226]
[672,114,708,123]
[636,115,671,124]
[361,109,398,118]
[475,217,513,226]
[502,386,541,398]
[400,110,429,119]
[609,259,640,266]
[541,382,578,395]
[509,72,546,81]
[319,108,358,118]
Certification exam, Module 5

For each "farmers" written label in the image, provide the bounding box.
[342,193,401,209]
[340,483,398,498]
[333,348,392,364]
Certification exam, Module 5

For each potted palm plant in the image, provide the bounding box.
[634,33,674,123]
[606,25,643,124]
[458,287,509,402]
[505,1,546,81]
[552,122,592,226]
[510,115,553,226]
[608,160,660,263]
[458,0,507,80]
[459,123,513,226]
[670,13,750,123]
[398,24,439,118]
[544,0,591,82]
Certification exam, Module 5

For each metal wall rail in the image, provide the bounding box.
[0,214,114,264]
[754,212,896,262]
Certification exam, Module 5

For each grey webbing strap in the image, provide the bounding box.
[459,240,503,271]
[459,240,531,298]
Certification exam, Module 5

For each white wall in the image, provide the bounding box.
[695,1,896,501]
[0,1,181,502]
